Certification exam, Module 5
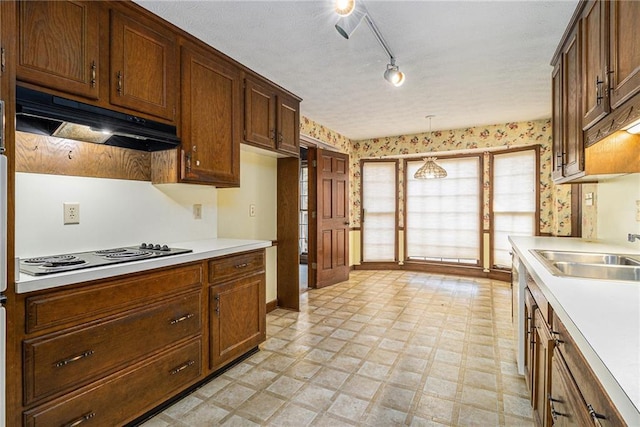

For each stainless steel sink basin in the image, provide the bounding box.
[530,249,640,282]
[534,250,640,266]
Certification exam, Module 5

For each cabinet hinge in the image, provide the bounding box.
[243,129,246,138]
[0,47,5,74]
[311,211,316,219]
[311,263,317,270]
[312,160,317,167]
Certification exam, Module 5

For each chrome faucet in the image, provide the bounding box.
[628,233,640,242]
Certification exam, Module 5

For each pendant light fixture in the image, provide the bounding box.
[414,157,447,179]
[414,116,446,179]
[334,1,405,87]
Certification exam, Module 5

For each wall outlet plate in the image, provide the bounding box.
[63,202,80,224]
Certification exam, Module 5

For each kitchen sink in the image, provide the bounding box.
[530,249,640,282]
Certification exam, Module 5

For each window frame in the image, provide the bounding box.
[489,145,540,270]
[403,153,484,268]
[360,159,399,264]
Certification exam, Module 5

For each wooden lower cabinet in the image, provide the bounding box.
[521,272,625,427]
[208,250,266,371]
[23,339,202,427]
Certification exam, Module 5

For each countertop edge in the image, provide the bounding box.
[509,236,640,426]
[16,238,272,294]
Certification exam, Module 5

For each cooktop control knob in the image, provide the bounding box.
[154,244,162,250]
[162,245,170,251]
[140,243,148,249]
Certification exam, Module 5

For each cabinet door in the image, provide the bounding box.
[581,0,609,129]
[244,77,276,150]
[17,1,100,99]
[181,43,241,186]
[549,349,593,427]
[532,309,555,427]
[209,274,265,371]
[110,9,177,121]
[551,61,564,182]
[562,24,584,179]
[609,0,640,108]
[523,289,536,399]
[277,93,300,156]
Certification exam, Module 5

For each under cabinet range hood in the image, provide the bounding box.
[15,86,180,152]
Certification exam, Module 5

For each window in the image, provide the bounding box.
[299,164,308,260]
[405,156,481,265]
[361,161,397,262]
[492,148,538,268]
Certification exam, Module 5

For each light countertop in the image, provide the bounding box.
[509,236,640,426]
[15,238,272,294]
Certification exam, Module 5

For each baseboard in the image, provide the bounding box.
[266,299,277,313]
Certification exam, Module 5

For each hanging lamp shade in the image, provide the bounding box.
[414,157,447,179]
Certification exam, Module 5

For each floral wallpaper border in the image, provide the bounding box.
[300,116,574,237]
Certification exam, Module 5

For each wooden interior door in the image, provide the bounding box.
[309,148,349,288]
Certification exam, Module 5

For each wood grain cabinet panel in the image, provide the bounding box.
[244,76,277,150]
[549,349,593,426]
[609,0,640,108]
[581,0,610,129]
[208,250,266,371]
[243,74,300,157]
[180,41,241,186]
[17,0,101,99]
[23,291,201,405]
[23,339,202,427]
[25,263,202,333]
[109,9,177,122]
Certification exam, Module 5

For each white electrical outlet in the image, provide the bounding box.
[63,203,80,225]
[249,204,256,217]
[193,204,202,220]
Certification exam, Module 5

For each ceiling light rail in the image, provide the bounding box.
[334,0,405,86]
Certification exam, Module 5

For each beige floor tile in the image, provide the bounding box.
[145,271,533,427]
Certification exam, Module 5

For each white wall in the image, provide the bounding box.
[597,173,640,248]
[217,147,278,302]
[15,173,218,257]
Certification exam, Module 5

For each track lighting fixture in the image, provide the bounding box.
[334,0,356,17]
[334,1,406,87]
[384,60,405,87]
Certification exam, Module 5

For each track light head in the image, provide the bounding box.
[334,0,356,16]
[384,63,405,87]
[335,4,366,39]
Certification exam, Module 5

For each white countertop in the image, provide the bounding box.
[16,238,272,294]
[509,236,640,426]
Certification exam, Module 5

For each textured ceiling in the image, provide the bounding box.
[135,0,578,140]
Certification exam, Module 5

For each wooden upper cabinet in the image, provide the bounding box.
[609,0,640,109]
[551,61,564,182]
[243,74,300,157]
[180,41,241,186]
[244,76,277,150]
[109,9,177,122]
[561,23,584,179]
[277,93,300,156]
[17,0,100,100]
[581,0,609,129]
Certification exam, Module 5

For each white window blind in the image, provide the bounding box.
[406,157,481,264]
[492,149,537,268]
[362,161,396,262]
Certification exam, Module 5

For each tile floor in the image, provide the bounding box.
[141,270,533,426]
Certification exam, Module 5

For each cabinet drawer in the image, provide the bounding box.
[208,250,264,284]
[552,317,625,426]
[24,291,201,405]
[26,263,202,333]
[526,274,552,324]
[24,339,201,427]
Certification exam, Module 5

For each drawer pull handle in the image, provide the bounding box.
[169,313,194,325]
[116,71,123,95]
[170,360,195,375]
[551,330,565,344]
[55,350,94,368]
[587,404,606,422]
[90,60,97,88]
[235,263,249,269]
[63,411,95,427]
[548,394,566,421]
